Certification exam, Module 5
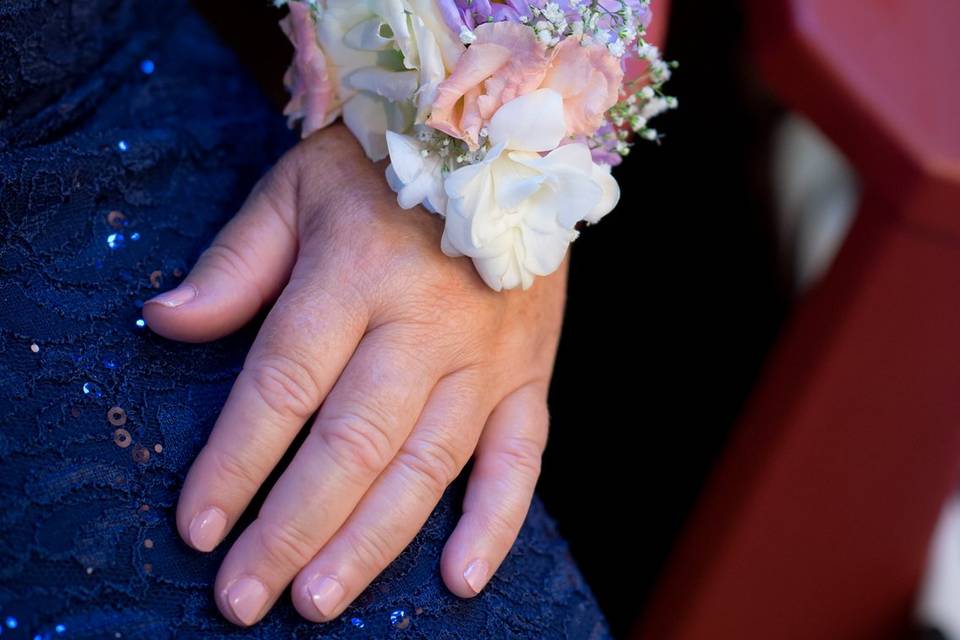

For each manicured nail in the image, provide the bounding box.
[463,558,490,594]
[188,507,227,552]
[224,576,268,626]
[306,575,345,618]
[145,283,197,309]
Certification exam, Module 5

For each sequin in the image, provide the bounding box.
[117,140,128,152]
[140,59,155,75]
[85,567,94,574]
[415,607,423,615]
[55,624,66,634]
[143,563,152,573]
[30,343,39,353]
[149,270,164,289]
[144,538,154,549]
[131,232,141,241]
[153,443,163,453]
[103,356,118,369]
[132,445,150,463]
[113,428,132,448]
[138,504,150,513]
[82,382,103,398]
[107,406,127,426]
[4,617,17,629]
[135,318,146,329]
[107,210,126,228]
[107,233,125,249]
[390,609,410,629]
[70,406,82,417]
[173,268,184,278]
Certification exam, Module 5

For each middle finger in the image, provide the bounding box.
[214,324,441,626]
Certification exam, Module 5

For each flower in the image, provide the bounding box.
[279,2,337,136]
[427,21,623,149]
[441,89,620,291]
[541,37,624,137]
[281,0,465,160]
[384,130,448,214]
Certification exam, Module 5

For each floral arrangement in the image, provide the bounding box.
[278,0,676,291]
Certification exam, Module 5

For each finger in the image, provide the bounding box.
[175,269,367,555]
[440,382,549,598]
[144,162,298,343]
[289,369,492,622]
[213,325,441,626]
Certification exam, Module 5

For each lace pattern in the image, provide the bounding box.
[0,1,610,638]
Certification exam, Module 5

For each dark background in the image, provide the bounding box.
[195,1,790,636]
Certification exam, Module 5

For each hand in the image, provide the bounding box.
[144,124,568,626]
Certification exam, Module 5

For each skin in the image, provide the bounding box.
[144,123,569,626]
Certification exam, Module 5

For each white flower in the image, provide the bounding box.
[315,0,464,160]
[384,130,448,214]
[440,89,620,291]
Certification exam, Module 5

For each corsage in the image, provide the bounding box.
[278,0,676,291]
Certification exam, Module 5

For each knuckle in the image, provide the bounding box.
[341,525,394,574]
[200,242,258,284]
[255,520,318,570]
[482,506,524,540]
[246,353,321,422]
[208,447,264,492]
[314,411,394,479]
[495,434,544,479]
[395,437,462,495]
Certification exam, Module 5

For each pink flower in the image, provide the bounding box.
[427,22,623,148]
[279,2,336,138]
[541,38,624,138]
[427,22,548,148]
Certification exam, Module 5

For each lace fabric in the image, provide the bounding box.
[0,1,610,637]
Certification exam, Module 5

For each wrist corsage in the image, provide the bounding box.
[278,0,676,291]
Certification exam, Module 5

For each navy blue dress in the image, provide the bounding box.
[0,1,610,638]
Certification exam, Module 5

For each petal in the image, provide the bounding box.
[491,153,543,210]
[585,162,621,224]
[385,130,425,184]
[346,67,419,102]
[343,16,394,51]
[343,92,412,160]
[487,89,567,152]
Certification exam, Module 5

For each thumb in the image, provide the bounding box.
[143,161,298,343]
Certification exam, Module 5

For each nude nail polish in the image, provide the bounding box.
[224,576,269,626]
[188,507,227,552]
[306,575,345,618]
[145,282,197,308]
[463,558,490,594]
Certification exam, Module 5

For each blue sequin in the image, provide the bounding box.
[135,318,146,329]
[4,618,16,629]
[350,617,365,629]
[55,625,66,634]
[130,232,141,241]
[117,140,128,151]
[390,609,410,628]
[140,59,155,75]
[107,233,125,249]
[103,356,117,369]
[82,382,103,398]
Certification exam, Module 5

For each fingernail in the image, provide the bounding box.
[188,507,227,552]
[224,576,269,626]
[145,283,197,309]
[306,575,345,618]
[463,558,490,594]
